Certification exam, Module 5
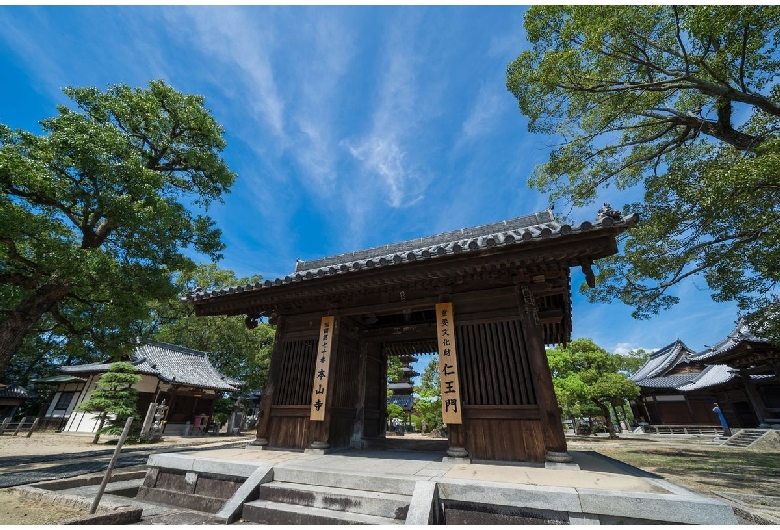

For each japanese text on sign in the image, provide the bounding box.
[435,302,462,424]
[310,316,335,421]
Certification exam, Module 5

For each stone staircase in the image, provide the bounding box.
[241,466,415,524]
[724,429,769,448]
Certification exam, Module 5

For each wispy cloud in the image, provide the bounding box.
[487,10,530,59]
[289,10,355,192]
[168,7,286,144]
[457,83,503,145]
[0,8,71,99]
[344,11,427,222]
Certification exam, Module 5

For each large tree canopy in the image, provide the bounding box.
[507,6,780,332]
[0,80,236,376]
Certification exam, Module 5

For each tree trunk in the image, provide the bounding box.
[598,403,618,439]
[610,403,621,432]
[0,276,70,375]
[93,412,106,444]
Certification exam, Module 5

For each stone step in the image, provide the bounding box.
[258,481,410,520]
[272,466,417,495]
[242,499,403,525]
[725,429,768,447]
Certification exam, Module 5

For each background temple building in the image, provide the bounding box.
[630,320,780,430]
[187,207,637,463]
[34,342,243,435]
[0,384,38,422]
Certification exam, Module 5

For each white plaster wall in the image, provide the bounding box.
[62,374,162,433]
[64,375,100,433]
[137,374,158,393]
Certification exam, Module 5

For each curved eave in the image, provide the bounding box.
[188,214,638,318]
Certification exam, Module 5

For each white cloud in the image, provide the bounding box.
[487,11,530,59]
[459,84,503,144]
[347,137,409,208]
[0,9,69,99]
[612,342,658,356]
[289,11,355,192]
[344,12,427,218]
[168,7,286,143]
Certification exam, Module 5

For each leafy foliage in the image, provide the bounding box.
[546,338,640,438]
[615,349,650,377]
[386,403,404,421]
[386,355,403,398]
[75,361,141,443]
[507,6,780,332]
[0,80,236,375]
[414,358,443,430]
[151,263,273,392]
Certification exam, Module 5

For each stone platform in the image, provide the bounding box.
[135,446,737,525]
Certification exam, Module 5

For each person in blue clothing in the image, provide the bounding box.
[712,403,732,437]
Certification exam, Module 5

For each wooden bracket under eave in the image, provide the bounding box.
[581,261,595,288]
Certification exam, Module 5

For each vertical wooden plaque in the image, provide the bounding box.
[435,302,462,424]
[310,316,335,421]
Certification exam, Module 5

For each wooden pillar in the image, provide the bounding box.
[684,395,695,423]
[350,341,369,448]
[653,396,666,424]
[380,348,389,437]
[740,371,767,426]
[641,397,652,424]
[516,285,571,462]
[253,316,286,446]
[163,386,178,434]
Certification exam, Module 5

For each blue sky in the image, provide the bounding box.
[0,6,741,365]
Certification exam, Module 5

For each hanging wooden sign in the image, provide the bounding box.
[310,316,335,421]
[435,302,462,424]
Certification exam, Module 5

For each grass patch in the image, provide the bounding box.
[591,445,780,497]
[599,447,780,472]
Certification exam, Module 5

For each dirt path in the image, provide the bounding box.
[0,431,235,458]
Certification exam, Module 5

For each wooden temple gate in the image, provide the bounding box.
[187,207,637,463]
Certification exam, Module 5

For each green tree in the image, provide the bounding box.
[386,355,403,398]
[152,264,273,391]
[75,361,141,444]
[413,358,443,431]
[616,349,650,377]
[546,338,640,439]
[507,6,780,334]
[386,403,404,422]
[0,80,236,376]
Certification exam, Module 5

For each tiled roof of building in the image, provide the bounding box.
[631,340,697,382]
[0,384,38,399]
[636,364,744,392]
[60,342,242,392]
[31,375,88,385]
[676,365,737,392]
[694,318,771,362]
[636,374,698,389]
[184,208,639,302]
[388,395,414,409]
[388,382,414,394]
